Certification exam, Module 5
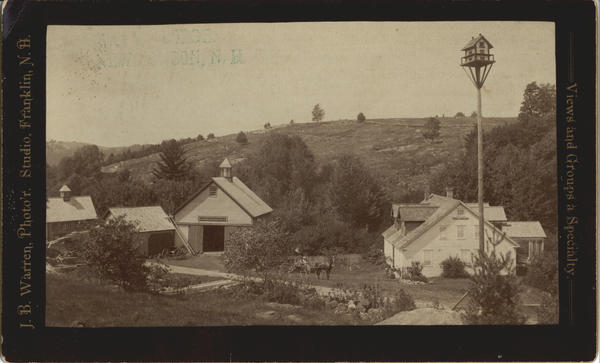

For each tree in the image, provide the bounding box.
[236,131,248,144]
[264,122,272,129]
[357,112,366,123]
[197,134,204,141]
[328,155,388,231]
[470,111,478,118]
[152,139,190,180]
[84,216,159,291]
[223,218,291,283]
[289,119,295,125]
[455,112,465,117]
[58,145,104,179]
[207,133,215,140]
[463,250,526,325]
[422,117,441,142]
[518,82,556,123]
[312,104,325,122]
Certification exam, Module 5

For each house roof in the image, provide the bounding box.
[47,196,98,223]
[384,194,519,249]
[106,206,175,232]
[502,221,547,239]
[173,176,273,218]
[463,204,507,221]
[461,34,494,51]
[391,204,438,221]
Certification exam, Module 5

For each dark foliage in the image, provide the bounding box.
[207,133,215,139]
[470,111,477,118]
[236,131,248,144]
[455,112,465,117]
[522,247,558,296]
[422,117,441,142]
[464,251,526,325]
[152,139,191,181]
[404,261,428,283]
[329,155,388,231]
[58,145,104,178]
[312,103,325,122]
[440,256,470,278]
[357,112,366,123]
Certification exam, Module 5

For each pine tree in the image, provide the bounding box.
[312,104,325,122]
[152,139,190,180]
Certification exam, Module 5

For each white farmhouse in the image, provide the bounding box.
[383,189,522,277]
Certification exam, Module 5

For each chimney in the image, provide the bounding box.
[445,187,454,199]
[59,185,72,202]
[219,158,233,181]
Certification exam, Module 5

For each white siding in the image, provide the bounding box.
[387,206,517,277]
[174,182,253,226]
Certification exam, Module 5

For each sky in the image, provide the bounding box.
[47,21,555,147]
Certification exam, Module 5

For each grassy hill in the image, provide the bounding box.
[99,116,517,200]
[46,140,153,166]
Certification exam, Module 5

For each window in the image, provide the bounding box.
[457,207,464,216]
[457,225,465,239]
[439,225,448,240]
[423,250,433,266]
[479,41,485,47]
[209,185,217,197]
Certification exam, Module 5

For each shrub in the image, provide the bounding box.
[207,133,215,139]
[236,131,248,144]
[463,251,526,325]
[440,256,470,278]
[404,261,428,283]
[389,289,416,312]
[364,244,385,265]
[83,216,167,292]
[357,112,366,123]
[522,248,558,295]
[537,292,558,324]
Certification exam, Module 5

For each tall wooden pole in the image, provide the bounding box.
[477,85,484,253]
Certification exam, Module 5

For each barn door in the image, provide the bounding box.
[203,226,225,251]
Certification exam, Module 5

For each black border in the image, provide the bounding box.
[2,0,597,361]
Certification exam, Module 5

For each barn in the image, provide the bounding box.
[46,185,98,241]
[173,158,273,253]
[104,206,176,256]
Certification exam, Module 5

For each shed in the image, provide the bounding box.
[46,185,98,240]
[502,221,547,264]
[105,206,176,256]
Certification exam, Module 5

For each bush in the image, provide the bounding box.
[357,112,366,123]
[236,131,248,144]
[522,249,558,295]
[364,244,385,265]
[83,216,167,292]
[404,261,428,283]
[463,251,526,325]
[440,256,470,278]
[537,292,558,324]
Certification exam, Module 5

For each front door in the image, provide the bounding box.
[203,226,225,252]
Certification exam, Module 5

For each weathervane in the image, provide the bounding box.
[460,34,495,253]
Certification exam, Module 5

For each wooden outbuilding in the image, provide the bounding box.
[104,206,176,256]
[173,158,273,253]
[46,185,98,241]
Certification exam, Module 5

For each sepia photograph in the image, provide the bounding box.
[45,21,558,327]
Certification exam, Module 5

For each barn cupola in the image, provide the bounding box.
[445,187,454,199]
[219,158,232,181]
[59,185,72,201]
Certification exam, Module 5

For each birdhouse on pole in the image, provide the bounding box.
[460,34,495,88]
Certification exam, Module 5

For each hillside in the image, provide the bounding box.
[46,140,153,166]
[99,117,517,200]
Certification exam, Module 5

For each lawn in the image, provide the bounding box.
[46,272,364,327]
[160,253,226,272]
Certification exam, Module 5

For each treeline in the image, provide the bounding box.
[236,133,389,254]
[47,139,219,217]
[102,135,207,166]
[429,82,557,234]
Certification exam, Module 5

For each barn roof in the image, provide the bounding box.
[213,177,273,217]
[461,34,494,51]
[106,206,175,232]
[173,177,273,218]
[502,221,547,239]
[47,196,98,223]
